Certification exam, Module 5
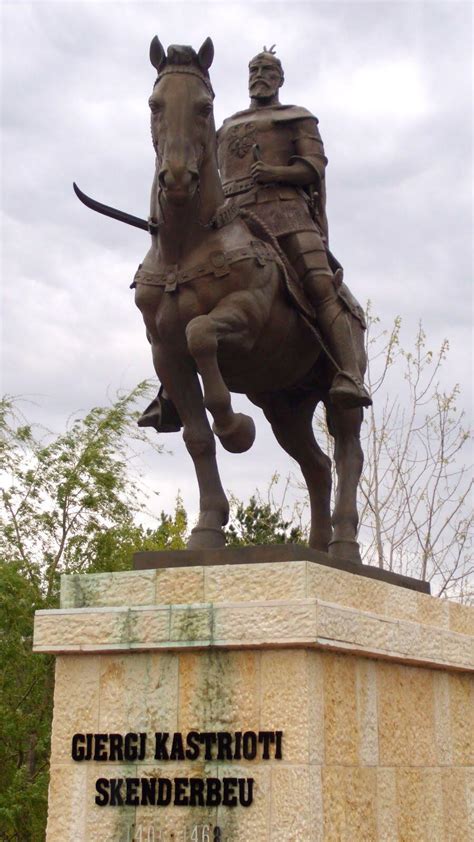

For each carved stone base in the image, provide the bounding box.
[34,557,473,841]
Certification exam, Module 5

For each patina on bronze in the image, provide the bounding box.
[75,38,369,562]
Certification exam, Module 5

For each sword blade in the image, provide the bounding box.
[73,182,149,232]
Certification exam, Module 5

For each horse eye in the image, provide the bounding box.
[149,100,162,115]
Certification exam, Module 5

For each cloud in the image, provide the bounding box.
[1,1,471,520]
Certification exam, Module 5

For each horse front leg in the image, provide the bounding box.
[151,340,229,549]
[326,404,364,563]
[185,304,256,454]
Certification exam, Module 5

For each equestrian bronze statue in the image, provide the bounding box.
[74,37,370,563]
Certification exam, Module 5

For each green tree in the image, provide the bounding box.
[225,476,306,546]
[0,386,186,841]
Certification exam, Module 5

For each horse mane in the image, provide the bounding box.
[166,45,202,69]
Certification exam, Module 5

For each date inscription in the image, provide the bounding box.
[123,825,223,842]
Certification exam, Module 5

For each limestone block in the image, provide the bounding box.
[376,768,399,841]
[85,763,137,842]
[132,762,271,842]
[356,658,379,766]
[322,767,378,841]
[448,672,474,765]
[396,618,445,663]
[35,608,130,650]
[317,602,398,655]
[50,655,101,763]
[307,562,398,617]
[377,662,437,767]
[343,767,378,841]
[155,565,205,605]
[441,768,469,841]
[414,592,450,628]
[307,563,374,612]
[322,652,359,766]
[270,766,314,841]
[215,763,271,842]
[307,652,325,764]
[321,766,347,840]
[61,571,157,608]
[205,560,307,603]
[385,586,450,629]
[131,606,171,645]
[395,768,444,841]
[433,671,453,765]
[260,650,311,764]
[467,768,474,840]
[170,605,212,644]
[134,762,218,838]
[46,764,136,841]
[178,650,260,734]
[98,652,179,735]
[442,628,474,669]
[308,766,324,842]
[46,764,88,841]
[449,600,474,636]
[213,599,317,645]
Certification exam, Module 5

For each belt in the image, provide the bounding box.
[131,240,273,293]
[222,177,256,197]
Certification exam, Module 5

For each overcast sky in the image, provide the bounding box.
[1,0,472,523]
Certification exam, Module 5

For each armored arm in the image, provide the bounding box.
[250,117,327,188]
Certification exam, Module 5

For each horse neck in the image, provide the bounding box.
[154,148,225,265]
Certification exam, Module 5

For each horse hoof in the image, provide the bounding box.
[213,413,256,453]
[187,526,226,550]
[328,539,362,564]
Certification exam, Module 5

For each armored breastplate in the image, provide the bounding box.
[218,111,297,186]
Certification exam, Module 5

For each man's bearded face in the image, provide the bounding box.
[248,60,282,100]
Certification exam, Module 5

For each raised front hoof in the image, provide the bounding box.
[328,538,362,564]
[187,526,226,550]
[213,413,256,453]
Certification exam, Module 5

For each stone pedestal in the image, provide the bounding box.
[33,558,473,841]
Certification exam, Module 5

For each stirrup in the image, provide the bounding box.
[329,371,372,410]
[137,396,182,433]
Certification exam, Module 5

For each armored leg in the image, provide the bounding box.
[279,232,371,409]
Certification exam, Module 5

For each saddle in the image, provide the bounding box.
[239,209,366,334]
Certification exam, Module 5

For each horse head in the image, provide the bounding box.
[149,36,215,206]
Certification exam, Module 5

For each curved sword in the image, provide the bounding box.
[73,182,149,233]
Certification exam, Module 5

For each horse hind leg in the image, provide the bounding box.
[326,403,364,563]
[251,390,333,552]
[185,310,256,454]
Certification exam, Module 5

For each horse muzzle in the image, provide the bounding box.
[158,164,199,202]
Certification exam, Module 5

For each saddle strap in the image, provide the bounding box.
[130,240,273,293]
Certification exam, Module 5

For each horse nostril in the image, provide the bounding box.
[158,169,168,189]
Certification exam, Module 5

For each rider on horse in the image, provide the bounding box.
[138,46,371,432]
[216,46,371,411]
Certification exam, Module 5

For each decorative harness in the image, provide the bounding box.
[130,235,274,293]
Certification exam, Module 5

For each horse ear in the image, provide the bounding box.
[197,37,214,71]
[150,35,166,72]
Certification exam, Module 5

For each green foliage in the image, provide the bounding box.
[225,481,306,547]
[0,384,166,598]
[0,562,53,841]
[0,386,187,841]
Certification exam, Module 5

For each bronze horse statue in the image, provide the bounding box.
[75,37,366,563]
